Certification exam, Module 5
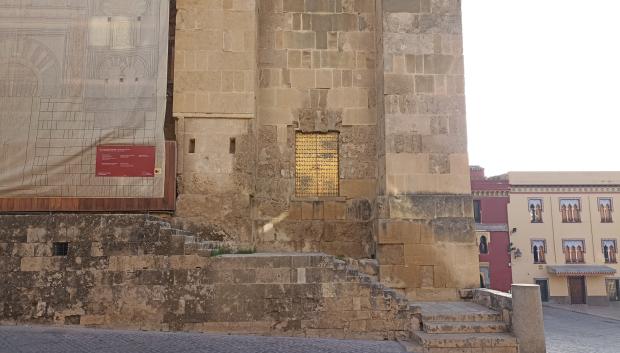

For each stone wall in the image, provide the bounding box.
[173,0,256,115]
[376,0,479,300]
[0,215,411,340]
[168,0,479,298]
[252,0,379,257]
[473,288,513,326]
[173,0,257,244]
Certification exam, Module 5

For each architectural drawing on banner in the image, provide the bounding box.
[0,0,169,198]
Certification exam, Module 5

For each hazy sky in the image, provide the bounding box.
[461,0,620,176]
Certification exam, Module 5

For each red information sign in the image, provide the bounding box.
[96,145,156,177]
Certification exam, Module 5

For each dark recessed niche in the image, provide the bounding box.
[189,138,196,154]
[53,242,69,256]
[229,138,236,154]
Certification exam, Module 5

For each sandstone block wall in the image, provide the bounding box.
[173,0,256,115]
[252,0,379,257]
[377,0,479,300]
[0,215,411,340]
[173,0,257,244]
[169,0,479,299]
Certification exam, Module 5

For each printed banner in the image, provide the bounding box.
[0,0,169,198]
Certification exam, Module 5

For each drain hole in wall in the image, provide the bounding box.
[229,138,236,154]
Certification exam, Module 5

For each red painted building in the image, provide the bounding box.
[470,166,513,292]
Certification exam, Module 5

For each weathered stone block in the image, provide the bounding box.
[283,0,304,12]
[384,74,413,94]
[340,179,376,199]
[290,69,316,88]
[377,220,421,245]
[343,108,376,125]
[323,201,347,220]
[414,75,434,93]
[377,244,404,265]
[305,0,336,13]
[283,31,316,49]
[383,0,421,13]
[320,51,356,69]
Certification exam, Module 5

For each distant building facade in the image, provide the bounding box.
[470,166,512,292]
[508,172,620,305]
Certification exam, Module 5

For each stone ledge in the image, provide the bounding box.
[472,289,513,325]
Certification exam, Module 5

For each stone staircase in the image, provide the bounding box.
[146,215,234,256]
[128,216,519,350]
[400,302,518,353]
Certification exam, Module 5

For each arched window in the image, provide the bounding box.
[564,240,585,263]
[560,199,581,223]
[532,240,546,264]
[602,240,617,263]
[604,245,610,263]
[479,236,488,254]
[528,199,543,223]
[599,198,613,223]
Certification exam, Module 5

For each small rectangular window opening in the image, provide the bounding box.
[188,138,196,154]
[473,200,481,224]
[53,242,69,256]
[229,138,236,154]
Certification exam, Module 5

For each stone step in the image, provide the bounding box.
[398,340,423,353]
[420,312,502,323]
[411,332,518,349]
[423,321,509,334]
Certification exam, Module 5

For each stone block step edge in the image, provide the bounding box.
[410,332,518,348]
[419,312,502,323]
[397,339,424,353]
[422,321,509,334]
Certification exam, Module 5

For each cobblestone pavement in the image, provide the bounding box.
[0,325,405,353]
[544,306,620,353]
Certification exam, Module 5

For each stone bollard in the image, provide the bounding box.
[511,284,546,353]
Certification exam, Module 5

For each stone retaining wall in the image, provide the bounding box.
[472,288,513,325]
[0,215,411,340]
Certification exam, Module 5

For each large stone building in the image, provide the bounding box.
[0,2,536,350]
[508,172,620,305]
[0,0,477,303]
[171,0,478,301]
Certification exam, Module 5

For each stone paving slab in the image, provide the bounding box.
[544,307,620,353]
[0,325,406,353]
